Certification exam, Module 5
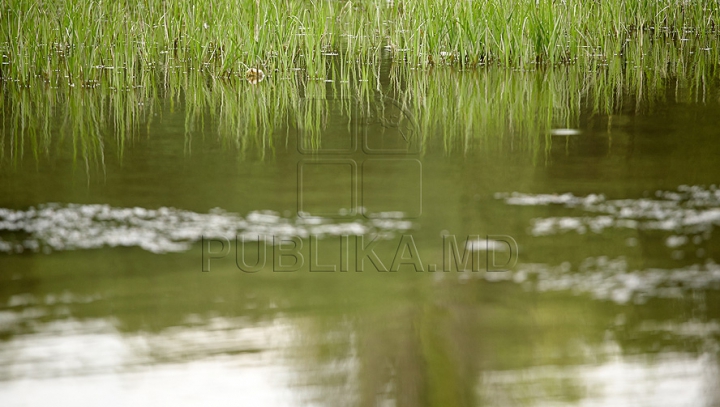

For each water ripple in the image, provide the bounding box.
[0,204,413,254]
[497,185,720,238]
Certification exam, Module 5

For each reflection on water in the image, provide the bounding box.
[481,352,720,406]
[494,257,720,304]
[1,316,717,406]
[499,185,720,239]
[484,186,720,304]
[0,204,412,254]
[2,55,720,405]
[0,319,299,406]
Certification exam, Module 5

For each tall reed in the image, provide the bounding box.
[2,0,719,87]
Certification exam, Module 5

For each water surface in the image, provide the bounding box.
[1,62,720,406]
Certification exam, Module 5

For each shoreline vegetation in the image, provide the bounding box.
[1,0,719,165]
[2,49,716,166]
[1,0,719,87]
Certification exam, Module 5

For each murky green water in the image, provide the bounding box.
[2,61,720,406]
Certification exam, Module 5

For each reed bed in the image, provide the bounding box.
[2,39,716,170]
[1,0,719,87]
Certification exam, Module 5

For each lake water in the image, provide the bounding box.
[1,61,720,406]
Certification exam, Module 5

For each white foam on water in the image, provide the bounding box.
[488,258,720,305]
[498,185,720,238]
[0,204,414,254]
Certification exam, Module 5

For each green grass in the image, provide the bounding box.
[1,0,719,87]
[2,37,716,169]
